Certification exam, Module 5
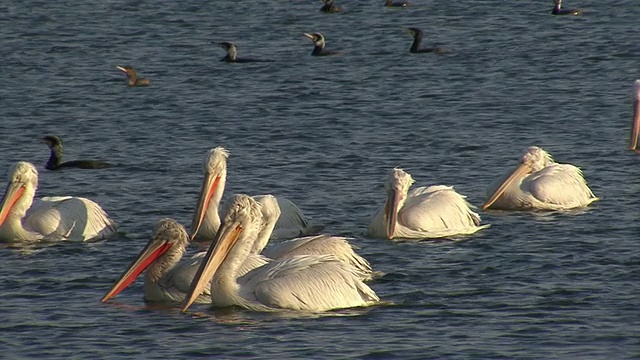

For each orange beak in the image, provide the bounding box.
[101,239,173,302]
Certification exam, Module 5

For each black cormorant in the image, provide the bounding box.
[303,33,339,56]
[218,42,272,63]
[551,0,582,15]
[384,0,410,7]
[407,28,448,54]
[320,0,342,13]
[116,66,150,86]
[42,135,113,170]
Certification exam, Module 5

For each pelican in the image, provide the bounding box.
[368,168,488,240]
[253,195,373,280]
[482,146,598,211]
[0,161,116,242]
[101,218,212,304]
[630,80,640,151]
[181,194,379,312]
[190,147,322,242]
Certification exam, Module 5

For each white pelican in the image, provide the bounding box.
[630,80,640,151]
[190,147,322,242]
[253,195,373,280]
[101,218,212,304]
[0,161,116,242]
[483,146,598,211]
[368,168,488,240]
[181,194,379,312]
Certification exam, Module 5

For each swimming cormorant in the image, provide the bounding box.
[551,0,582,15]
[384,0,410,7]
[303,33,339,56]
[407,28,448,54]
[116,66,150,86]
[42,135,113,170]
[320,0,342,13]
[218,42,272,63]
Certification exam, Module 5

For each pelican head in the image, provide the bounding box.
[303,32,326,49]
[384,168,414,240]
[182,194,263,312]
[101,218,188,303]
[252,195,282,254]
[190,147,229,241]
[0,162,38,227]
[482,146,554,210]
[630,80,640,150]
[257,195,281,224]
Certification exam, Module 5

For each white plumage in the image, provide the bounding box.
[181,195,379,312]
[483,146,598,210]
[368,168,488,240]
[630,79,640,151]
[0,161,116,242]
[190,147,321,242]
[254,195,373,279]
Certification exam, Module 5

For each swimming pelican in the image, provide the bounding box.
[181,194,379,312]
[190,147,322,242]
[101,218,211,304]
[253,195,373,280]
[0,161,116,242]
[368,168,487,240]
[482,146,598,211]
[630,80,640,151]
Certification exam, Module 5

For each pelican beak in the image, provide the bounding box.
[190,171,221,241]
[482,163,532,210]
[116,66,127,73]
[0,182,25,227]
[303,33,314,40]
[101,238,173,303]
[385,189,401,240]
[631,99,640,150]
[181,221,243,312]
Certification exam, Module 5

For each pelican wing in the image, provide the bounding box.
[238,253,270,277]
[262,235,372,275]
[397,185,485,238]
[24,196,116,241]
[254,196,323,239]
[167,252,210,295]
[241,255,378,312]
[523,164,597,209]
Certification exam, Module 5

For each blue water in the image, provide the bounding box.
[1,0,639,358]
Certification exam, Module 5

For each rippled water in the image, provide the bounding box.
[1,0,639,358]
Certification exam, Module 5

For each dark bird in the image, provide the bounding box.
[551,0,582,15]
[406,28,448,54]
[42,135,113,170]
[384,0,410,7]
[218,42,272,63]
[116,66,150,86]
[320,0,342,13]
[303,33,339,56]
